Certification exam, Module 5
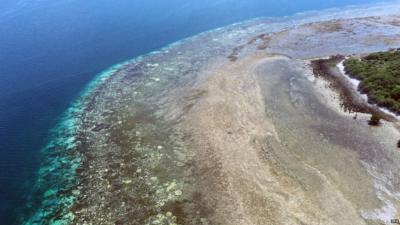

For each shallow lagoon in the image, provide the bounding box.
[18,2,400,224]
[6,2,390,223]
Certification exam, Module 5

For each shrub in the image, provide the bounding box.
[368,114,381,126]
[345,50,400,113]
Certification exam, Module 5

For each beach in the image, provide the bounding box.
[22,3,400,225]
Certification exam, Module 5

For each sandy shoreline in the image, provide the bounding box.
[180,51,400,224]
[338,59,400,120]
[22,4,400,225]
[309,56,400,223]
[311,56,398,122]
[80,15,400,224]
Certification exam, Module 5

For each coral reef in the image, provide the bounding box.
[21,3,400,225]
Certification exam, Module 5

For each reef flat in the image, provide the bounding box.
[23,2,400,225]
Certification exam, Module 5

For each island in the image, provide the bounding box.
[345,50,400,113]
[22,3,400,225]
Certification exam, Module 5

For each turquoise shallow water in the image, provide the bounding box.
[2,0,400,224]
[21,62,129,224]
[20,2,400,224]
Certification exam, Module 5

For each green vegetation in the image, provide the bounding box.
[368,114,381,126]
[344,49,400,113]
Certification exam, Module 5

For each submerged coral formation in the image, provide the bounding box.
[21,3,400,225]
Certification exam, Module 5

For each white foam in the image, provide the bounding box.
[337,60,368,101]
[361,162,400,224]
[337,60,400,119]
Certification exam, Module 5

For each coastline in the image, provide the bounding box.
[340,59,400,120]
[311,56,398,122]
[310,56,400,223]
[20,3,400,225]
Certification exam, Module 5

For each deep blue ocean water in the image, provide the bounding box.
[0,0,387,224]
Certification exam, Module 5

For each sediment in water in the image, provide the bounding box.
[21,3,400,225]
